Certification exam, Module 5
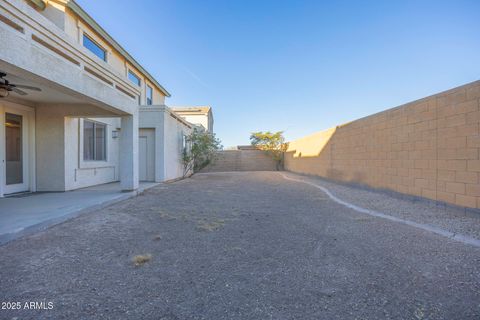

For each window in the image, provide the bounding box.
[84,120,106,161]
[83,34,106,61]
[146,85,153,105]
[128,70,141,86]
[182,133,190,154]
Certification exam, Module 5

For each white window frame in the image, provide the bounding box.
[82,33,108,62]
[81,119,108,163]
[127,69,141,87]
[146,85,153,105]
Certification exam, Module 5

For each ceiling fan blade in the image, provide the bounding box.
[11,87,28,96]
[12,84,41,91]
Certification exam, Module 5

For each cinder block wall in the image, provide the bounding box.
[201,150,277,172]
[285,80,480,209]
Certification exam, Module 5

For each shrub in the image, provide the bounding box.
[182,128,222,177]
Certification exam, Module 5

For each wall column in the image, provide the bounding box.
[120,113,139,191]
[35,105,66,191]
[155,113,165,182]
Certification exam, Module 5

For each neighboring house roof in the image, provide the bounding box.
[31,0,171,97]
[171,106,212,115]
[171,106,213,133]
[139,105,193,128]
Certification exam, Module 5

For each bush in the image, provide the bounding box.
[182,129,222,177]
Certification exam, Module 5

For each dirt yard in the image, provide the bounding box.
[0,172,479,319]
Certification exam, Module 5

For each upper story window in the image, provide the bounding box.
[128,70,141,86]
[83,34,106,61]
[146,85,153,105]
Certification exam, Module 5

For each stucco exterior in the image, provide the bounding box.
[64,117,121,191]
[139,106,193,182]
[163,109,193,181]
[0,0,208,197]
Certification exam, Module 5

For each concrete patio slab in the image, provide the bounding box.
[0,182,158,244]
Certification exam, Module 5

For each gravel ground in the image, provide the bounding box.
[0,171,479,320]
[287,172,480,240]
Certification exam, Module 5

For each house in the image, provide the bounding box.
[0,0,198,197]
[139,105,193,182]
[171,106,214,133]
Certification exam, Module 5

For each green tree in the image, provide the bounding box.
[182,128,222,177]
[249,131,288,170]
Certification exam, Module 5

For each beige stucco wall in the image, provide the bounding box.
[139,107,164,182]
[35,104,122,192]
[285,80,480,209]
[139,106,193,182]
[68,11,167,106]
[1,0,168,194]
[39,1,167,105]
[163,112,191,181]
[1,0,139,115]
[64,117,120,191]
[36,105,66,191]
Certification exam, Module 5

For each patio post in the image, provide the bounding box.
[120,113,139,191]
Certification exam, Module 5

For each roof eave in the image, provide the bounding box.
[67,0,171,97]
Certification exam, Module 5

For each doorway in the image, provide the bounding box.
[1,103,33,196]
[139,128,155,182]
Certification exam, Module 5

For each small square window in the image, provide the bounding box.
[128,70,141,86]
[146,85,153,105]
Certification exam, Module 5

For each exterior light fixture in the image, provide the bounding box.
[112,130,119,139]
[0,87,9,98]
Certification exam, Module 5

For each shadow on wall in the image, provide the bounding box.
[285,124,367,184]
[284,80,480,209]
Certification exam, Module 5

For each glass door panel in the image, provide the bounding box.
[5,113,23,185]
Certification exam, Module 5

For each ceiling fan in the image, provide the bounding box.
[0,72,42,98]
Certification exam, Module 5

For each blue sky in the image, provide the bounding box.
[78,0,480,147]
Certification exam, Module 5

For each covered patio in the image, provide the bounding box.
[0,62,140,197]
[1,3,142,197]
[0,181,158,244]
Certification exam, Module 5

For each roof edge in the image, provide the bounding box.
[171,106,212,114]
[67,0,171,97]
[27,0,46,10]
